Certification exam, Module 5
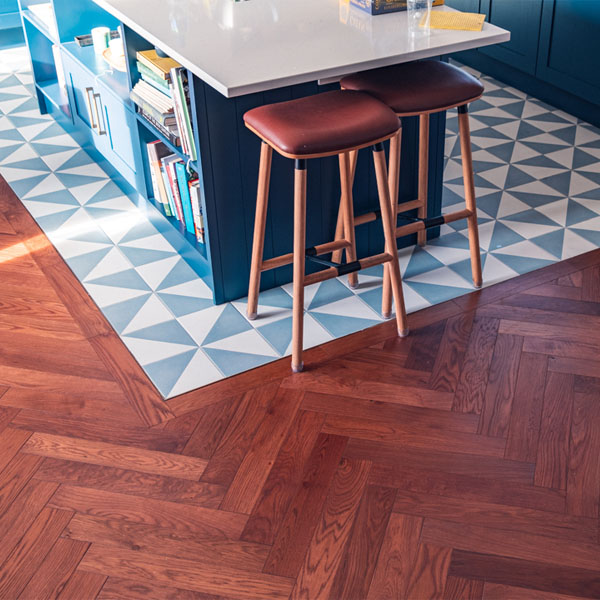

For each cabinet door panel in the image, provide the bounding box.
[537,0,600,103]
[445,0,480,12]
[479,0,542,74]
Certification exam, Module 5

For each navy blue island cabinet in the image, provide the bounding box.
[447,0,600,128]
[17,0,455,304]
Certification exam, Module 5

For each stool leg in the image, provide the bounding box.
[382,128,402,319]
[247,142,273,319]
[292,159,307,373]
[373,144,409,337]
[417,113,429,247]
[332,149,359,271]
[339,151,359,289]
[458,105,483,289]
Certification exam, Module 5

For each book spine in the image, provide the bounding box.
[137,61,171,92]
[137,53,168,79]
[170,77,188,157]
[160,165,178,219]
[141,74,172,98]
[165,161,184,222]
[147,143,173,217]
[138,109,181,147]
[133,81,173,113]
[176,70,197,162]
[130,91,171,125]
[175,162,196,235]
[189,182,204,243]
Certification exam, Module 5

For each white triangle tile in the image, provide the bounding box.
[168,349,224,397]
[572,197,600,216]
[0,165,48,182]
[553,109,578,124]
[511,142,542,163]
[496,193,531,219]
[471,149,508,164]
[501,219,560,239]
[569,172,598,197]
[18,121,55,142]
[204,328,279,358]
[83,247,133,282]
[504,86,527,99]
[397,245,415,277]
[53,238,112,260]
[465,116,488,133]
[507,180,564,197]
[177,304,228,346]
[121,337,196,366]
[493,121,521,140]
[575,145,600,160]
[0,116,14,132]
[570,215,600,231]
[281,280,321,311]
[575,125,600,146]
[521,103,551,120]
[0,84,30,97]
[22,199,75,219]
[470,135,511,150]
[59,162,107,179]
[444,159,464,181]
[545,147,574,169]
[0,143,38,166]
[120,233,176,253]
[47,207,101,242]
[482,253,519,285]
[478,165,510,189]
[23,173,66,199]
[516,165,569,180]
[122,294,176,335]
[232,298,291,327]
[477,220,499,252]
[68,180,111,205]
[523,132,571,147]
[310,294,382,321]
[96,210,149,244]
[577,158,600,174]
[535,198,569,227]
[88,196,138,213]
[421,245,471,265]
[561,229,598,260]
[137,255,182,291]
[284,313,334,355]
[83,283,149,308]
[38,133,80,148]
[160,278,213,299]
[493,240,557,261]
[523,119,574,134]
[407,265,472,288]
[1,97,32,114]
[40,149,80,172]
[402,283,433,314]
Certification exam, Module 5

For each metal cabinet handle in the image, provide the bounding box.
[85,87,97,130]
[93,92,107,136]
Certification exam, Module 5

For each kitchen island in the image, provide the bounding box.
[22,0,509,303]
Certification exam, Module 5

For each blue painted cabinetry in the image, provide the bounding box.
[0,0,23,47]
[446,0,600,127]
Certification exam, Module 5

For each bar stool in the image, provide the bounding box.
[244,90,408,372]
[339,60,485,317]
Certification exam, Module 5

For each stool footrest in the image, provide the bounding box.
[305,252,361,276]
[395,208,472,238]
[304,252,392,286]
[353,199,425,227]
[261,239,351,272]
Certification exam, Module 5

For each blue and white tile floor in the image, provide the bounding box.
[2,46,600,398]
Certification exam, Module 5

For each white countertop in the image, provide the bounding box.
[92,0,510,98]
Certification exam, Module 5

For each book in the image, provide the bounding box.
[137,49,181,80]
[138,109,181,147]
[132,80,173,113]
[160,164,178,219]
[162,155,185,221]
[350,0,444,15]
[189,179,205,243]
[137,61,171,95]
[146,141,173,217]
[175,161,196,236]
[171,67,197,162]
[130,91,175,126]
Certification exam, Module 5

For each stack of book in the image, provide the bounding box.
[131,50,197,161]
[147,141,205,244]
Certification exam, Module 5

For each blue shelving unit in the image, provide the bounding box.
[0,0,24,48]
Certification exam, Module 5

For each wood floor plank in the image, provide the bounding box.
[482,582,586,600]
[57,569,108,600]
[0,426,31,473]
[522,282,583,301]
[477,333,523,438]
[534,372,574,490]
[367,513,423,600]
[0,506,73,599]
[505,353,548,462]
[523,336,600,361]
[23,432,207,481]
[241,410,326,545]
[263,434,348,578]
[18,537,89,600]
[443,575,484,600]
[0,405,17,434]
[98,576,226,600]
[290,458,371,600]
[34,458,225,508]
[329,485,397,600]
[499,318,600,344]
[452,317,500,414]
[566,390,600,518]
[404,319,448,372]
[0,452,42,516]
[220,387,302,514]
[581,265,600,303]
[451,549,600,600]
[404,543,452,600]
[79,545,294,600]
[548,355,600,378]
[502,293,600,317]
[48,486,247,540]
[64,513,270,572]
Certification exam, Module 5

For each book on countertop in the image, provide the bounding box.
[138,108,181,147]
[146,141,173,217]
[137,49,182,80]
[175,161,196,236]
[350,0,444,15]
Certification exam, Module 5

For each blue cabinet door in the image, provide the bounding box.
[445,0,480,12]
[537,0,600,104]
[479,0,542,75]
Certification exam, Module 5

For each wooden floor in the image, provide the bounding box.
[1,175,600,600]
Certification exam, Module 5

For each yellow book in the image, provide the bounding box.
[421,11,486,31]
[137,50,182,80]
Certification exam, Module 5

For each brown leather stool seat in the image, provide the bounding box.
[244,90,401,158]
[340,60,484,115]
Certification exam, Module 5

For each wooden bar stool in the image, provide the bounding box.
[244,90,408,372]
[339,60,485,317]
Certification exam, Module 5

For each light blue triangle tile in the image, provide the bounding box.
[517,121,546,140]
[67,226,113,245]
[448,255,488,282]
[429,231,471,250]
[361,264,384,278]
[156,259,197,291]
[540,172,571,197]
[493,253,554,275]
[573,149,598,170]
[308,278,353,311]
[573,187,600,201]
[474,115,514,129]
[357,286,383,315]
[202,304,252,345]
[489,222,526,251]
[203,347,275,378]
[566,199,598,227]
[30,141,77,156]
[499,101,525,118]
[55,150,94,171]
[528,111,571,125]
[442,184,465,207]
[117,220,159,243]
[521,141,565,155]
[7,97,38,114]
[504,209,563,227]
[120,246,177,268]
[310,311,379,338]
[6,174,48,197]
[24,189,79,206]
[125,319,198,346]
[36,207,80,232]
[530,229,565,259]
[30,121,68,141]
[2,156,51,172]
[0,143,22,162]
[55,172,107,188]
[84,206,127,222]
[0,128,25,143]
[144,348,198,397]
[511,191,557,209]
[6,114,50,129]
[472,159,504,173]
[569,227,600,247]
[157,292,214,318]
[404,281,470,304]
[0,74,22,88]
[66,246,114,280]
[404,247,445,279]
[102,292,153,333]
[469,126,511,141]
[257,316,292,357]
[515,155,566,170]
[485,142,517,163]
[505,165,536,189]
[86,268,151,291]
[475,191,503,219]
[253,287,293,310]
[551,126,577,145]
[486,88,522,100]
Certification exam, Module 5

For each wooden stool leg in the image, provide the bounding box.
[332,149,359,270]
[339,151,359,288]
[417,113,429,247]
[247,142,273,319]
[373,144,409,337]
[382,128,402,319]
[292,159,307,373]
[458,105,483,289]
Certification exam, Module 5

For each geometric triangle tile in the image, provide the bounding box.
[535,198,569,227]
[503,208,564,228]
[203,328,279,358]
[202,303,252,346]
[40,149,80,172]
[23,173,67,199]
[35,206,81,233]
[569,172,598,197]
[407,265,473,289]
[155,258,198,291]
[123,319,197,349]
[156,291,213,318]
[308,278,354,311]
[101,292,154,334]
[142,348,200,397]
[488,221,527,251]
[120,246,178,268]
[83,247,134,282]
[63,246,114,281]
[481,253,519,285]
[256,316,294,357]
[120,294,176,336]
[84,283,150,308]
[0,142,38,165]
[500,218,560,241]
[309,293,382,323]
[403,280,471,305]
[86,267,151,292]
[494,239,557,262]
[495,193,531,219]
[136,255,187,292]
[530,229,566,259]
[309,310,380,339]
[403,247,445,279]
[177,304,229,348]
[491,252,554,275]
[566,199,599,227]
[569,227,600,248]
[168,348,224,398]
[202,347,275,379]
[561,229,598,260]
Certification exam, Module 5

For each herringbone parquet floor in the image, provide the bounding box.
[1,174,600,600]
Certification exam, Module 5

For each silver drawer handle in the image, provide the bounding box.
[93,92,107,136]
[85,87,97,130]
